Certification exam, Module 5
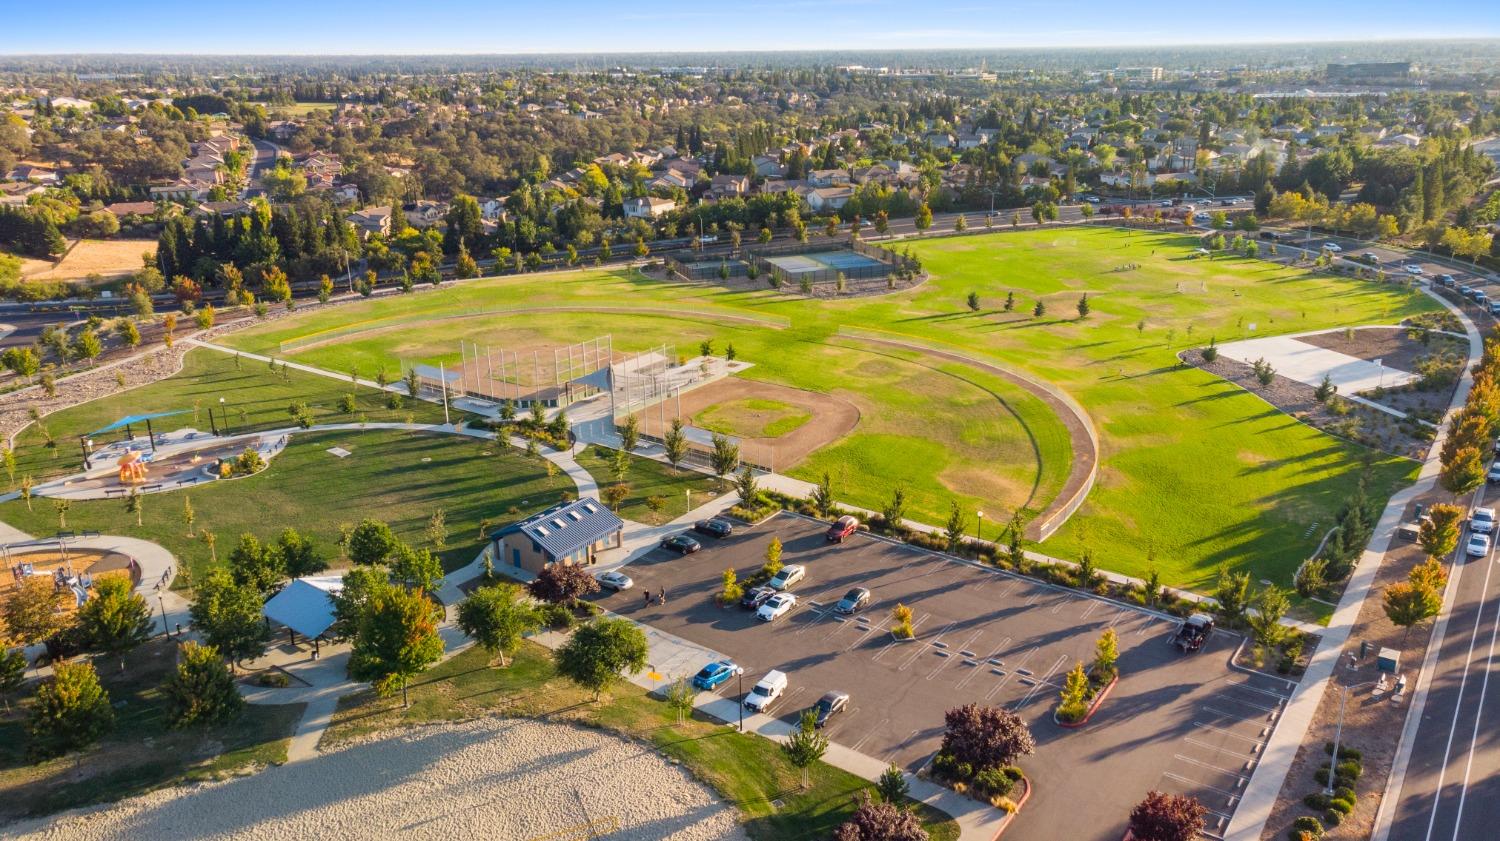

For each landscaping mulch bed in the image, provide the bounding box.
[1297,326,1462,374]
[1181,351,1429,460]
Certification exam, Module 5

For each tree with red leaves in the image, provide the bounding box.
[1128,790,1206,841]
[834,793,928,841]
[940,703,1036,771]
[527,563,600,605]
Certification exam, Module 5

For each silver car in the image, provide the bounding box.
[597,571,633,591]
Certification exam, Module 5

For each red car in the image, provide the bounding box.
[826,515,859,543]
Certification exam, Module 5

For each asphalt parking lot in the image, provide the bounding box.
[593,514,1299,841]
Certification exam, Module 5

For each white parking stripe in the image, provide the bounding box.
[1014,654,1070,709]
[957,638,1011,690]
[1185,736,1260,762]
[928,630,982,680]
[1172,753,1252,781]
[1193,721,1266,746]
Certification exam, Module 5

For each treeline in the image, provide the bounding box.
[1439,331,1500,496]
[0,205,67,258]
[156,196,359,284]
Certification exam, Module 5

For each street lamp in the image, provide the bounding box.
[976,511,984,543]
[737,668,744,732]
[218,397,231,435]
[1328,678,1381,794]
[158,594,170,638]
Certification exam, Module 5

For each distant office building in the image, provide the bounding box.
[1115,67,1164,83]
[1326,62,1412,83]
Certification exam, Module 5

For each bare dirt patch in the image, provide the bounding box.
[20,239,156,283]
[636,377,858,468]
[1298,326,1464,375]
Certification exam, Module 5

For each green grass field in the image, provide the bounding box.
[574,444,722,523]
[7,349,449,483]
[696,398,812,438]
[0,429,564,580]
[217,226,1440,590]
[0,639,302,824]
[326,640,958,841]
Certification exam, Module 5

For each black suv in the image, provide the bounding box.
[693,518,734,539]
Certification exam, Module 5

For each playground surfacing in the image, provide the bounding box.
[2,548,137,616]
[45,431,280,500]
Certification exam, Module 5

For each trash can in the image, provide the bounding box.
[1377,647,1400,674]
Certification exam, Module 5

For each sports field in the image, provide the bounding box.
[219,227,1439,590]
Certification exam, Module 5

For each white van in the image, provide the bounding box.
[743,670,788,712]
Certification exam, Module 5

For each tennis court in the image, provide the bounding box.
[764,250,886,275]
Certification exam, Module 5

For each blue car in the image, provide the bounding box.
[692,660,743,690]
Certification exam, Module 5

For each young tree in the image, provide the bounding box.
[1383,580,1443,642]
[27,661,114,760]
[735,465,759,505]
[966,291,981,312]
[1057,662,1091,722]
[915,203,933,232]
[620,413,640,452]
[76,576,153,671]
[782,708,830,789]
[528,563,601,605]
[763,536,784,578]
[227,533,284,595]
[1420,503,1465,560]
[554,617,649,701]
[945,501,969,551]
[811,471,836,518]
[349,583,444,707]
[601,482,630,512]
[456,583,541,667]
[876,763,910,804]
[882,486,908,529]
[1076,293,1091,319]
[1247,584,1292,649]
[1093,628,1119,682]
[125,488,143,526]
[1441,445,1487,495]
[1003,291,1015,312]
[275,528,327,578]
[834,792,929,841]
[940,703,1036,771]
[1315,373,1338,403]
[1128,791,1207,841]
[53,498,70,530]
[709,433,740,487]
[391,543,445,594]
[1409,556,1449,593]
[1213,566,1252,623]
[1033,299,1046,318]
[189,570,271,670]
[348,518,399,565]
[182,495,196,537]
[4,576,65,645]
[163,641,243,727]
[424,508,448,551]
[404,367,422,399]
[664,417,689,467]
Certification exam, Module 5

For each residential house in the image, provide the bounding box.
[5,164,59,184]
[477,197,507,222]
[708,174,749,199]
[103,200,160,220]
[752,155,785,178]
[489,497,624,574]
[402,200,446,227]
[347,205,393,238]
[806,187,853,213]
[807,169,850,188]
[623,196,676,219]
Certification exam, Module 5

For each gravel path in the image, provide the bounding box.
[4,718,749,841]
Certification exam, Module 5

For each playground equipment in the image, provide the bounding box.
[118,451,148,484]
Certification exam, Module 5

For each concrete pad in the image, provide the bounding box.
[1215,335,1416,394]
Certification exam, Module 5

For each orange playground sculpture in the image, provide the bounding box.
[117,451,148,483]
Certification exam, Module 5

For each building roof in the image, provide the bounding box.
[262,576,344,639]
[491,497,623,561]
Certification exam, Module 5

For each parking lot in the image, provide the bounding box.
[593,514,1298,841]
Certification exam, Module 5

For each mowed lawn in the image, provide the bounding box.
[574,444,722,524]
[0,429,564,581]
[8,348,449,483]
[219,227,1439,589]
[696,398,812,438]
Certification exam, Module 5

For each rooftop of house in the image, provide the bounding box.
[491,497,623,560]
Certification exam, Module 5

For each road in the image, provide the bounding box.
[244,138,282,198]
[1380,480,1500,841]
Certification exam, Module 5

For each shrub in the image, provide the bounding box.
[1322,809,1342,827]
[258,670,290,687]
[1289,815,1324,839]
[541,602,576,629]
[1303,793,1330,810]
[972,766,1015,798]
[1335,760,1362,780]
[1314,768,1330,786]
[1327,797,1353,815]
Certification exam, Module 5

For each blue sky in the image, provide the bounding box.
[7,0,1498,54]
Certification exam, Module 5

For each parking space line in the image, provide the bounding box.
[1222,679,1294,701]
[1202,705,1276,726]
[850,718,887,753]
[899,623,953,671]
[844,623,883,652]
[1048,593,1073,614]
[1185,736,1260,762]
[1172,753,1252,781]
[957,638,1010,690]
[1193,721,1266,746]
[928,630,982,680]
[1079,600,1103,621]
[873,613,930,662]
[987,647,1038,699]
[1014,654,1070,709]
[1212,691,1282,715]
[1108,608,1135,628]
[997,579,1023,599]
[1024,588,1046,606]
[1134,616,1162,637]
[1162,771,1242,805]
[885,729,923,764]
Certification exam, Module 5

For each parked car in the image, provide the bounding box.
[757,592,798,621]
[811,690,850,728]
[743,670,788,711]
[692,660,743,690]
[1218,198,1236,206]
[597,571,633,591]
[1323,242,1342,252]
[1468,532,1492,558]
[1471,507,1496,535]
[1488,463,1500,484]
[1438,274,1456,286]
[1361,252,1381,264]
[1173,613,1215,652]
[660,534,702,555]
[1476,293,1490,308]
[834,587,872,614]
[740,585,776,610]
[1490,301,1500,317]
[827,515,860,543]
[1404,264,1425,275]
[693,518,734,539]
[768,564,806,591]
[1459,285,1474,297]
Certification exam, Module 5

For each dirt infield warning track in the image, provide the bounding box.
[636,377,858,469]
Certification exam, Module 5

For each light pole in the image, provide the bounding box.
[737,669,744,732]
[158,594,170,638]
[219,397,231,435]
[976,511,984,543]
[1328,679,1379,794]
